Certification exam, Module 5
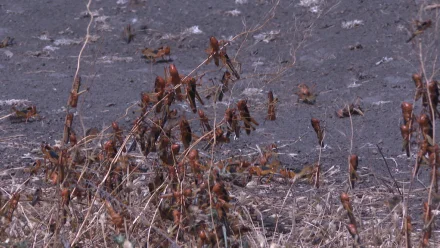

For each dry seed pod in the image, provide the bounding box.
[311,118,324,147]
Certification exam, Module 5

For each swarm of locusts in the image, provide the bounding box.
[1,35,369,247]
